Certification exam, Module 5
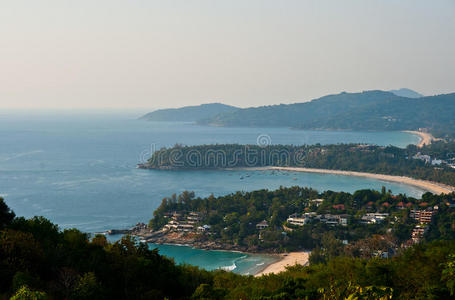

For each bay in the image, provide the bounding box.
[0,111,423,273]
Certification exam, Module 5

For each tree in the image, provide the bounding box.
[0,197,15,229]
[10,285,48,300]
[71,272,103,300]
[441,253,455,295]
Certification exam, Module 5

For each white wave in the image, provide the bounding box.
[0,194,8,198]
[1,150,43,161]
[221,263,237,271]
[256,262,264,266]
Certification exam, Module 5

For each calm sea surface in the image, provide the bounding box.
[0,111,422,274]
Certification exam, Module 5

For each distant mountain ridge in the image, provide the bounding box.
[198,91,455,133]
[140,103,239,122]
[140,90,455,134]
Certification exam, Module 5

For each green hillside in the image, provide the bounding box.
[198,91,455,134]
[140,103,239,122]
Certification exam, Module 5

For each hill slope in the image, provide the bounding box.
[198,91,455,133]
[389,88,423,98]
[140,103,239,122]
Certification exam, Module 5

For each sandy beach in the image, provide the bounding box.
[243,166,455,195]
[255,252,309,276]
[403,130,435,147]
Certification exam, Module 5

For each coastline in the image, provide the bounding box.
[144,238,286,275]
[134,230,305,276]
[238,166,455,195]
[403,130,435,147]
[254,251,310,276]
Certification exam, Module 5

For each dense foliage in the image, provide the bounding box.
[0,197,214,299]
[197,90,455,134]
[2,195,455,299]
[141,142,455,186]
[150,187,455,252]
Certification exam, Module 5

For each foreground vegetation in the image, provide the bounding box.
[2,196,455,299]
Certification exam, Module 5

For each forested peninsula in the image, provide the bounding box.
[138,142,455,187]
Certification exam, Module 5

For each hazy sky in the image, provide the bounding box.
[1,0,454,109]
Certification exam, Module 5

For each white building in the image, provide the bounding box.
[361,212,389,224]
[256,220,269,230]
[287,214,310,226]
[310,199,324,207]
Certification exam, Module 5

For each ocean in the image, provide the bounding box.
[0,111,422,274]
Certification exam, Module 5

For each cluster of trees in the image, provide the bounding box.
[150,187,455,252]
[141,142,455,186]
[3,194,455,299]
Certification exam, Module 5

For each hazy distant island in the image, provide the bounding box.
[140,89,455,138]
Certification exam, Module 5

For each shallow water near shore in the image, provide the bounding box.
[147,243,279,275]
[0,112,423,272]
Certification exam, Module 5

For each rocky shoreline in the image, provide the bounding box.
[133,229,280,253]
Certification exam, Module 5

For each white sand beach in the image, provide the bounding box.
[403,130,436,147]
[243,167,455,195]
[255,252,309,276]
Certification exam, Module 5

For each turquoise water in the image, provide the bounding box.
[0,111,422,273]
[147,244,278,275]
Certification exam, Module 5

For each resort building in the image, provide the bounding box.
[287,213,311,226]
[410,209,435,224]
[413,153,431,164]
[197,224,211,232]
[332,204,345,210]
[186,212,202,224]
[411,225,428,243]
[164,220,179,230]
[360,213,389,225]
[317,214,348,226]
[177,224,194,232]
[256,220,269,230]
[310,198,324,207]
